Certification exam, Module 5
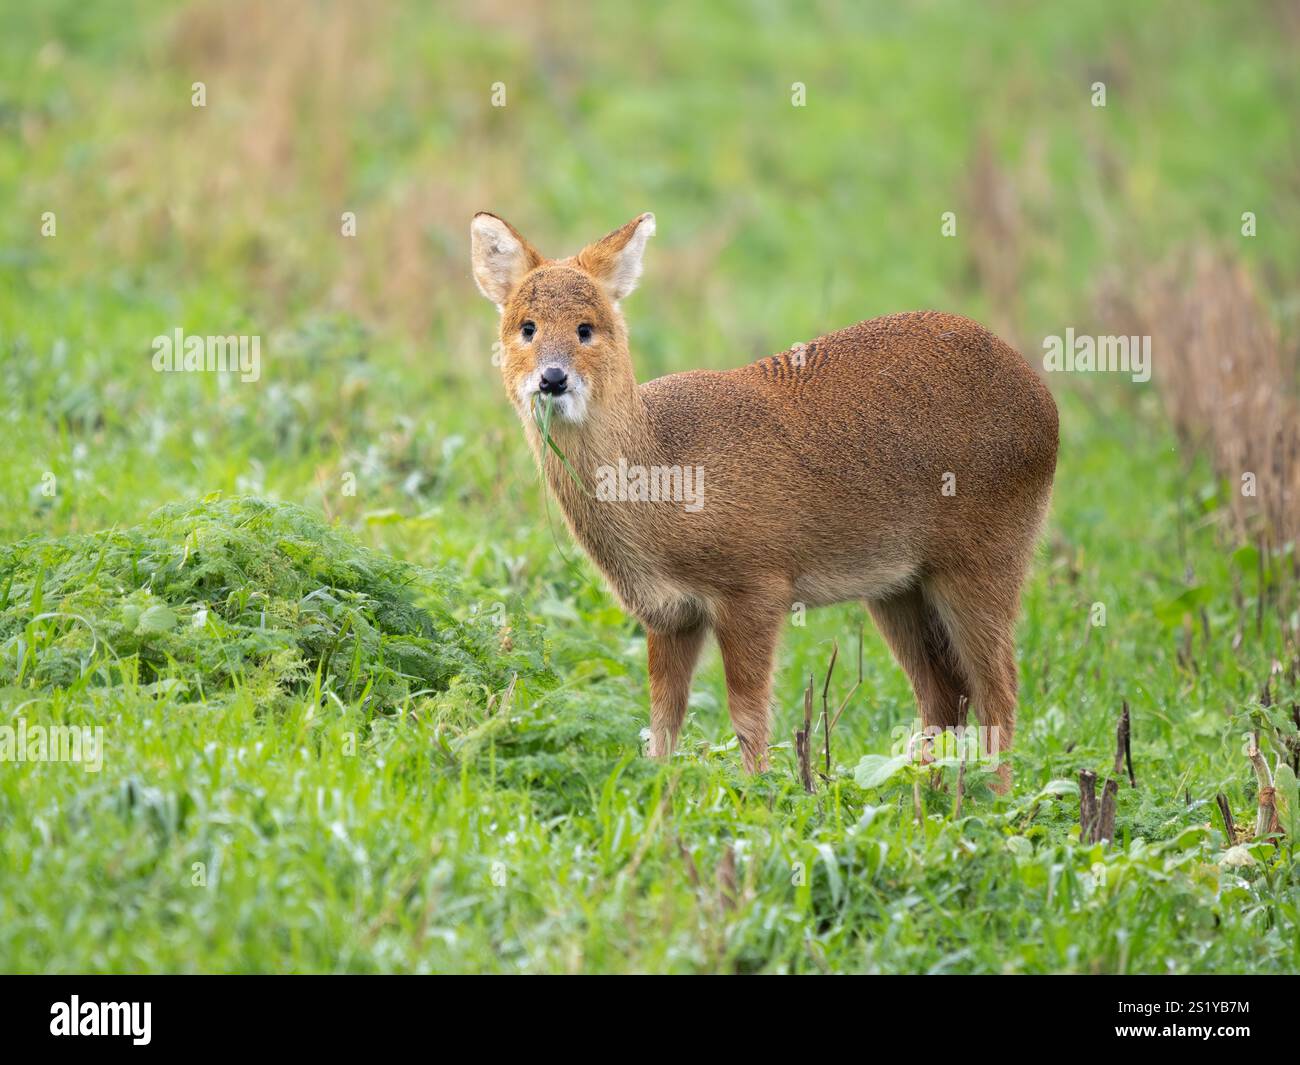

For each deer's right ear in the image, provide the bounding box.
[470,213,543,310]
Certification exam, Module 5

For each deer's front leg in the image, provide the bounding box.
[715,594,787,773]
[646,623,707,759]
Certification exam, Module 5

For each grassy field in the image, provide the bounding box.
[1,0,1298,973]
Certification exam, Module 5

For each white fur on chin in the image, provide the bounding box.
[518,376,589,425]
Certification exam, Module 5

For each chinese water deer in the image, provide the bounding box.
[471,211,1058,786]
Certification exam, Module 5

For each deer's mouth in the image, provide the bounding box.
[518,373,588,424]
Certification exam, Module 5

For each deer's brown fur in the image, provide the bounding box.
[471,211,1058,783]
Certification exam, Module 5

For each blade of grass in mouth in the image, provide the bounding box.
[531,393,588,493]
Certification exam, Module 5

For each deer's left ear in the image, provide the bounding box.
[576,212,655,303]
[470,212,543,310]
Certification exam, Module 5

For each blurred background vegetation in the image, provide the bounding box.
[3,0,1296,545]
[1,0,1298,972]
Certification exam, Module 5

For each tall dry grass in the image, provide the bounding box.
[962,133,1026,352]
[1097,249,1299,549]
[49,0,551,347]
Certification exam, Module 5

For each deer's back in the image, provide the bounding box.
[638,311,1058,584]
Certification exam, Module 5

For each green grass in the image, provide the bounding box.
[0,0,1297,972]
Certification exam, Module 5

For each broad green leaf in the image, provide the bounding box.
[1005,836,1033,858]
[136,603,177,634]
[1152,585,1214,627]
[1273,763,1299,841]
[1230,543,1260,573]
[854,752,911,790]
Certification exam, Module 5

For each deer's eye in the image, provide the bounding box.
[520,321,536,341]
[577,323,594,343]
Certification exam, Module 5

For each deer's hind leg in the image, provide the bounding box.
[923,567,1023,790]
[867,586,970,749]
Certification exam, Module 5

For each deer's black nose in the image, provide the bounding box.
[538,366,568,395]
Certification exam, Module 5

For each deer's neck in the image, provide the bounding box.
[526,381,675,600]
[534,381,656,508]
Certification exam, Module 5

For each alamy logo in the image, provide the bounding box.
[50,996,151,1045]
[1042,328,1151,383]
[0,719,103,772]
[151,328,261,382]
[891,719,1002,765]
[595,458,705,512]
